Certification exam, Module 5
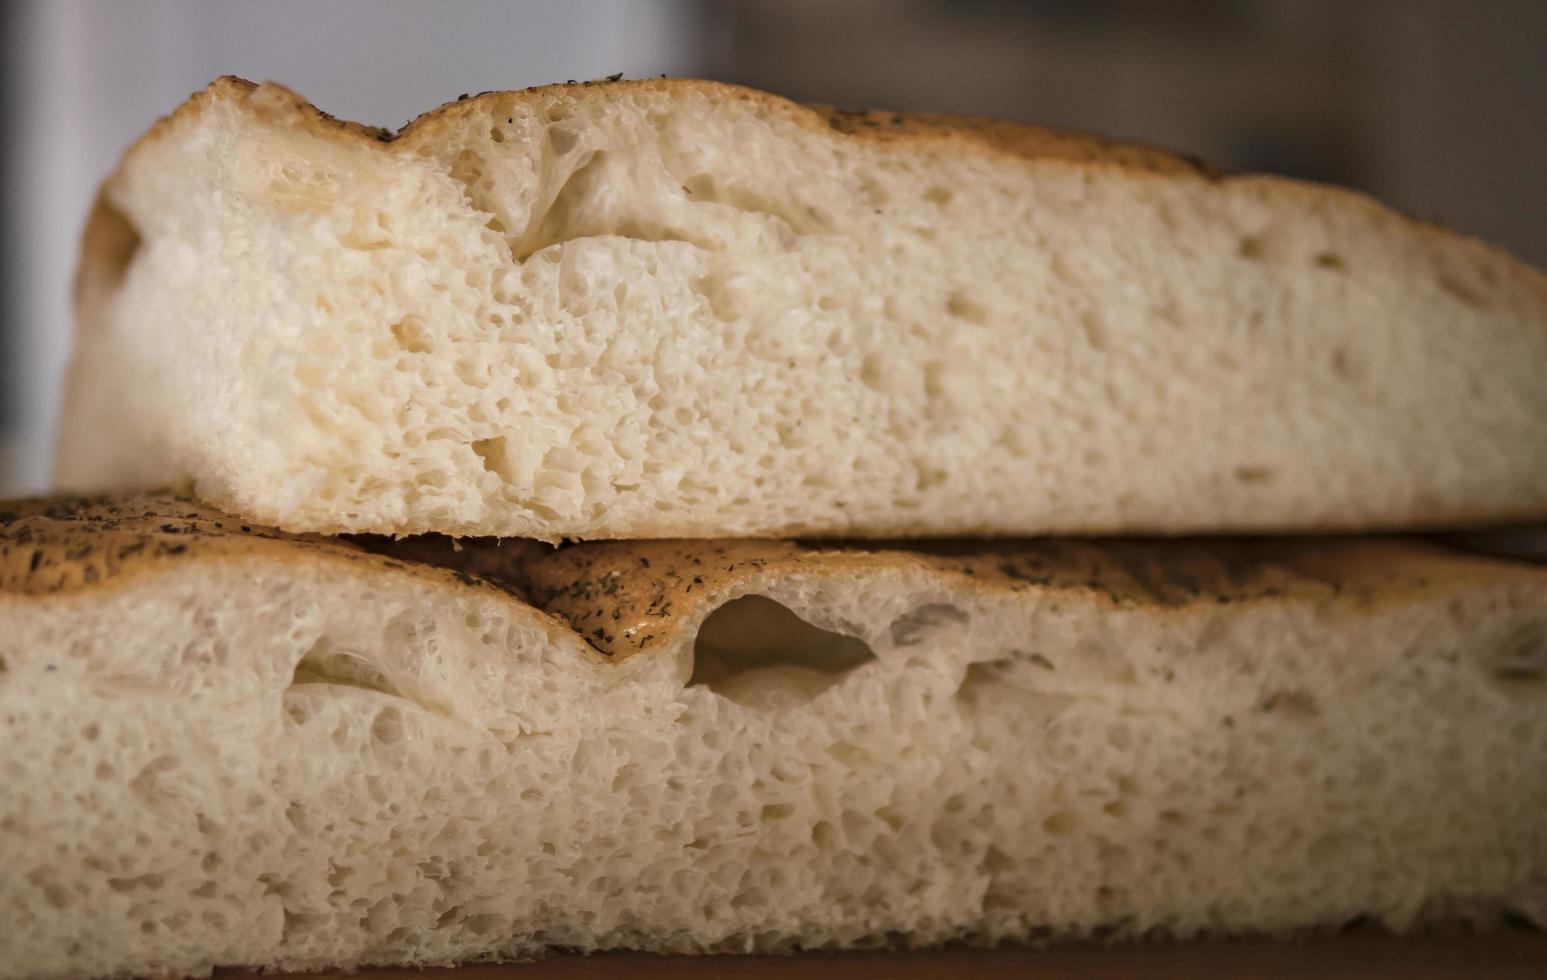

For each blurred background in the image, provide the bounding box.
[2,0,1544,495]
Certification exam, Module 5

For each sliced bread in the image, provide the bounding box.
[2,493,1545,976]
[53,77,1547,538]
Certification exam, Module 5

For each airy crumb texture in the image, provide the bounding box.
[3,493,1546,979]
[55,76,1547,538]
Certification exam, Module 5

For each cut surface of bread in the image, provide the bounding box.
[3,493,1547,978]
[55,76,1547,538]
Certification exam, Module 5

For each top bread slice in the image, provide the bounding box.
[55,75,1547,539]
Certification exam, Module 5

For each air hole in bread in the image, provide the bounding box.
[956,657,1076,736]
[548,126,580,156]
[669,159,829,237]
[858,352,891,392]
[340,213,392,252]
[889,602,968,647]
[1330,346,1363,382]
[289,636,404,701]
[31,875,70,910]
[761,802,795,821]
[1153,302,1182,328]
[1237,235,1266,260]
[1080,310,1108,350]
[1257,688,1319,718]
[128,756,179,804]
[107,873,163,893]
[389,317,432,354]
[449,150,488,204]
[517,148,600,257]
[1436,265,1491,310]
[1488,625,1547,699]
[521,151,708,262]
[465,913,505,936]
[1042,810,1079,836]
[946,291,990,326]
[1233,465,1275,484]
[85,199,142,294]
[695,272,740,322]
[370,706,406,745]
[282,909,327,943]
[689,595,876,707]
[859,175,888,209]
[1314,251,1347,271]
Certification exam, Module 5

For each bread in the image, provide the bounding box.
[3,492,1545,978]
[54,76,1547,539]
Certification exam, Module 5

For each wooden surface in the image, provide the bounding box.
[273,933,1547,979]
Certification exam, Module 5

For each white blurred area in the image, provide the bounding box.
[0,0,702,494]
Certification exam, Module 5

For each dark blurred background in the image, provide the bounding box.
[3,0,1545,494]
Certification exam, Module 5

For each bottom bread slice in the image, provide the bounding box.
[1,493,1545,978]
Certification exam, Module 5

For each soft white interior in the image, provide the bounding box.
[54,82,1547,537]
[3,556,1545,978]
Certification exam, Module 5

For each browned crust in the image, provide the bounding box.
[465,536,1544,662]
[5,494,1543,667]
[806,104,1211,175]
[99,75,1545,248]
[104,74,1213,175]
[0,491,497,598]
[123,75,391,155]
[74,74,1217,318]
[392,76,1213,176]
[80,73,1547,330]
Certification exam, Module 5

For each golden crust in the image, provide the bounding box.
[125,75,390,155]
[391,76,1212,176]
[79,73,1547,354]
[0,491,495,598]
[506,537,1545,662]
[95,74,1547,263]
[101,74,1209,174]
[4,494,1543,666]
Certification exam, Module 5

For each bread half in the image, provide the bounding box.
[3,493,1545,978]
[56,76,1547,538]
